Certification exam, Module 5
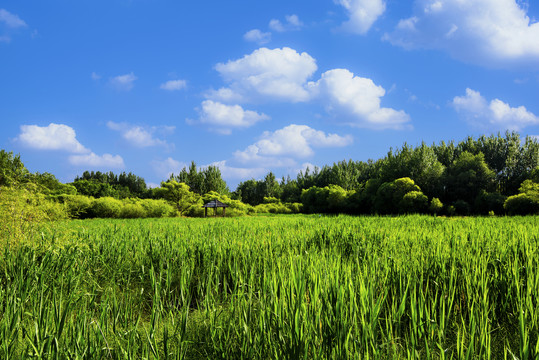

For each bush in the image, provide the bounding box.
[375,178,421,215]
[504,194,539,215]
[453,200,470,216]
[474,191,506,215]
[120,202,146,219]
[89,197,123,218]
[0,187,68,246]
[429,198,443,215]
[139,199,176,218]
[61,195,93,218]
[400,191,428,214]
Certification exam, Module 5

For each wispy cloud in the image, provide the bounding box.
[107,121,174,148]
[334,0,385,34]
[269,14,304,32]
[69,153,125,168]
[0,9,27,28]
[160,79,187,91]
[109,72,137,91]
[243,29,271,45]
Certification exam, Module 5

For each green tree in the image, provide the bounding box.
[374,177,422,214]
[444,151,495,204]
[0,150,29,187]
[153,180,199,215]
[200,165,229,194]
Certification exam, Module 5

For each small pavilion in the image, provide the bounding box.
[203,199,229,217]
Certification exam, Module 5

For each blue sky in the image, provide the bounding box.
[2,0,539,189]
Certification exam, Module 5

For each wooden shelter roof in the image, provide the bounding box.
[203,199,229,208]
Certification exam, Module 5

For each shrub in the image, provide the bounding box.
[429,198,443,215]
[374,178,421,215]
[120,202,147,219]
[504,194,539,215]
[89,197,122,218]
[140,199,176,218]
[453,200,470,216]
[474,191,506,215]
[61,195,93,218]
[400,191,428,214]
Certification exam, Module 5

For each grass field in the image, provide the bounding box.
[1,215,538,359]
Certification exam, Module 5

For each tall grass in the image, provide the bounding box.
[0,215,538,358]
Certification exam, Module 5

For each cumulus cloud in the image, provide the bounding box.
[234,124,353,165]
[205,47,409,130]
[309,69,411,129]
[160,79,187,91]
[109,72,137,91]
[213,47,317,103]
[16,123,125,169]
[452,88,539,130]
[0,9,27,28]
[384,0,539,68]
[107,121,173,148]
[17,123,90,153]
[243,29,271,44]
[269,14,304,32]
[335,0,386,34]
[188,100,269,134]
[68,153,125,168]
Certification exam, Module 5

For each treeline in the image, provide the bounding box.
[235,132,539,215]
[1,131,539,219]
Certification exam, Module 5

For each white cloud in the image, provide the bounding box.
[160,79,187,91]
[151,157,187,179]
[452,88,539,130]
[269,19,286,32]
[206,87,245,103]
[206,47,409,130]
[17,123,90,153]
[384,0,539,68]
[91,72,101,80]
[309,69,411,129]
[335,0,386,34]
[214,47,317,103]
[234,124,353,164]
[188,100,269,134]
[243,29,271,44]
[109,72,137,91]
[0,9,27,28]
[269,14,304,32]
[68,153,125,168]
[107,121,172,148]
[209,160,267,179]
[285,15,303,28]
[0,35,11,43]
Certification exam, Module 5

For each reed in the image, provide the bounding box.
[0,215,538,358]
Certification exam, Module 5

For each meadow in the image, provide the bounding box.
[1,215,538,359]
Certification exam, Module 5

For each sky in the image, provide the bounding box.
[1,0,539,190]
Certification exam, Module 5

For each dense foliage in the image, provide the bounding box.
[1,131,538,217]
[1,215,538,358]
[235,132,539,215]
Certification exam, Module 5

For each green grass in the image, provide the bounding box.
[1,215,538,359]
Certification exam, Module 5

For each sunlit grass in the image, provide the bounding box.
[1,215,538,358]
